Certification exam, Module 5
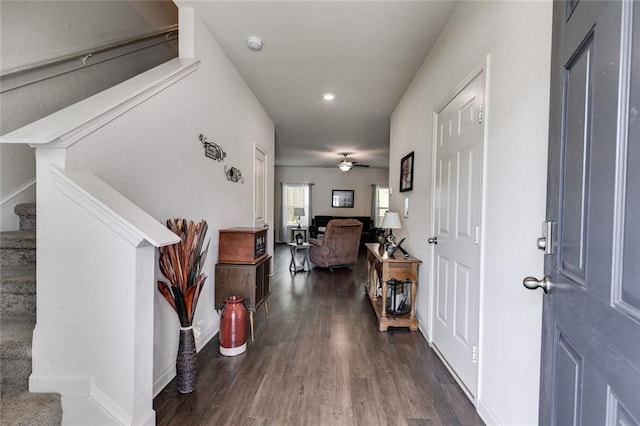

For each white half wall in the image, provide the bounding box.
[65,13,275,394]
[390,2,552,424]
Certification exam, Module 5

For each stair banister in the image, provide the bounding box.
[0,58,196,425]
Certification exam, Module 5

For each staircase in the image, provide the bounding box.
[1,203,63,424]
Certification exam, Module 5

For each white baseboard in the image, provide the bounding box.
[31,373,150,425]
[153,322,217,397]
[431,344,476,403]
[153,364,176,398]
[0,179,36,232]
[477,399,501,425]
[0,178,36,206]
[416,312,431,342]
[195,322,216,352]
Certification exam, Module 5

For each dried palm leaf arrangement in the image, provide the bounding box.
[157,219,210,327]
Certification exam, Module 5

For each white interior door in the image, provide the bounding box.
[431,70,484,397]
[254,144,267,229]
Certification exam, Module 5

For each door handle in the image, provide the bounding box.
[522,275,550,294]
[428,237,438,245]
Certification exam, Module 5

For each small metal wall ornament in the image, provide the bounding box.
[199,134,226,162]
[224,165,244,184]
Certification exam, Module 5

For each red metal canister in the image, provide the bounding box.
[219,296,247,356]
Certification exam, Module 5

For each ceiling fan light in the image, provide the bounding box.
[339,161,352,172]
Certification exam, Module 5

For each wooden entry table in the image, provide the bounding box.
[364,243,421,331]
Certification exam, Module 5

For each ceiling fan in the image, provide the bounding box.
[338,153,369,172]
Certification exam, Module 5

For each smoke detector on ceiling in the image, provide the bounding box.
[247,36,263,51]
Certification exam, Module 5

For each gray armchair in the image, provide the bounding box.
[308,219,363,270]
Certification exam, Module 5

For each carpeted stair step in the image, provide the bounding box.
[0,231,36,268]
[14,203,36,232]
[1,314,36,392]
[1,267,36,315]
[0,391,62,425]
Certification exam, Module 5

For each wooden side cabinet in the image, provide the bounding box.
[215,255,271,340]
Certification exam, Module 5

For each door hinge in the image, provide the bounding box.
[472,345,478,364]
[474,226,480,245]
[478,106,484,124]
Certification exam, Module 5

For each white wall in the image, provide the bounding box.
[65,13,275,394]
[274,166,388,240]
[390,2,552,424]
[0,1,178,230]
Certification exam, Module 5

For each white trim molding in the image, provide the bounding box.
[0,179,36,206]
[50,167,179,248]
[0,179,36,232]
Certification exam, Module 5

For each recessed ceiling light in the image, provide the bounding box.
[323,93,335,101]
[247,36,263,51]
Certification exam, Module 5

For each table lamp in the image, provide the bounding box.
[381,211,402,245]
[293,207,305,229]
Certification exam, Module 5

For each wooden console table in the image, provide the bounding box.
[364,243,421,332]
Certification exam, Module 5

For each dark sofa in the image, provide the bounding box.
[309,215,375,244]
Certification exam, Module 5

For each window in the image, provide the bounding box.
[280,183,312,242]
[373,186,389,227]
[285,184,306,226]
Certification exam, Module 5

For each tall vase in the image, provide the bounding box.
[176,327,197,393]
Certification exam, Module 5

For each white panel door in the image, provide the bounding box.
[431,70,484,397]
[254,145,267,229]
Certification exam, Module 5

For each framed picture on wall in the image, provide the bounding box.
[400,151,414,192]
[332,190,354,208]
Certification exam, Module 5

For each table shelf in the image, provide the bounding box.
[364,243,421,332]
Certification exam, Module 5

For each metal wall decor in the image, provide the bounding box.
[200,134,226,162]
[225,165,244,184]
[200,133,244,184]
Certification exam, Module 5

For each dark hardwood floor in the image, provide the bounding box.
[154,244,484,425]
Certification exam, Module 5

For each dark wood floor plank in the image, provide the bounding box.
[154,244,484,425]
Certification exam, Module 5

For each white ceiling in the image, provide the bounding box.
[185,1,458,168]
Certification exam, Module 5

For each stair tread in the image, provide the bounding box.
[0,231,36,249]
[14,203,36,217]
[1,267,36,292]
[0,391,62,425]
[1,315,35,359]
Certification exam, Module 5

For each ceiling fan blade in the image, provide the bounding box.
[353,163,370,167]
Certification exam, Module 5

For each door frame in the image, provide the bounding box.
[428,57,490,404]
[253,142,268,229]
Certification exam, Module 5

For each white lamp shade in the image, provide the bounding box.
[381,211,402,229]
[293,208,305,217]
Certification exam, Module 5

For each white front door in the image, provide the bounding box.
[431,70,484,397]
[254,144,267,229]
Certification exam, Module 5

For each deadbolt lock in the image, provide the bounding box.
[538,221,556,255]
